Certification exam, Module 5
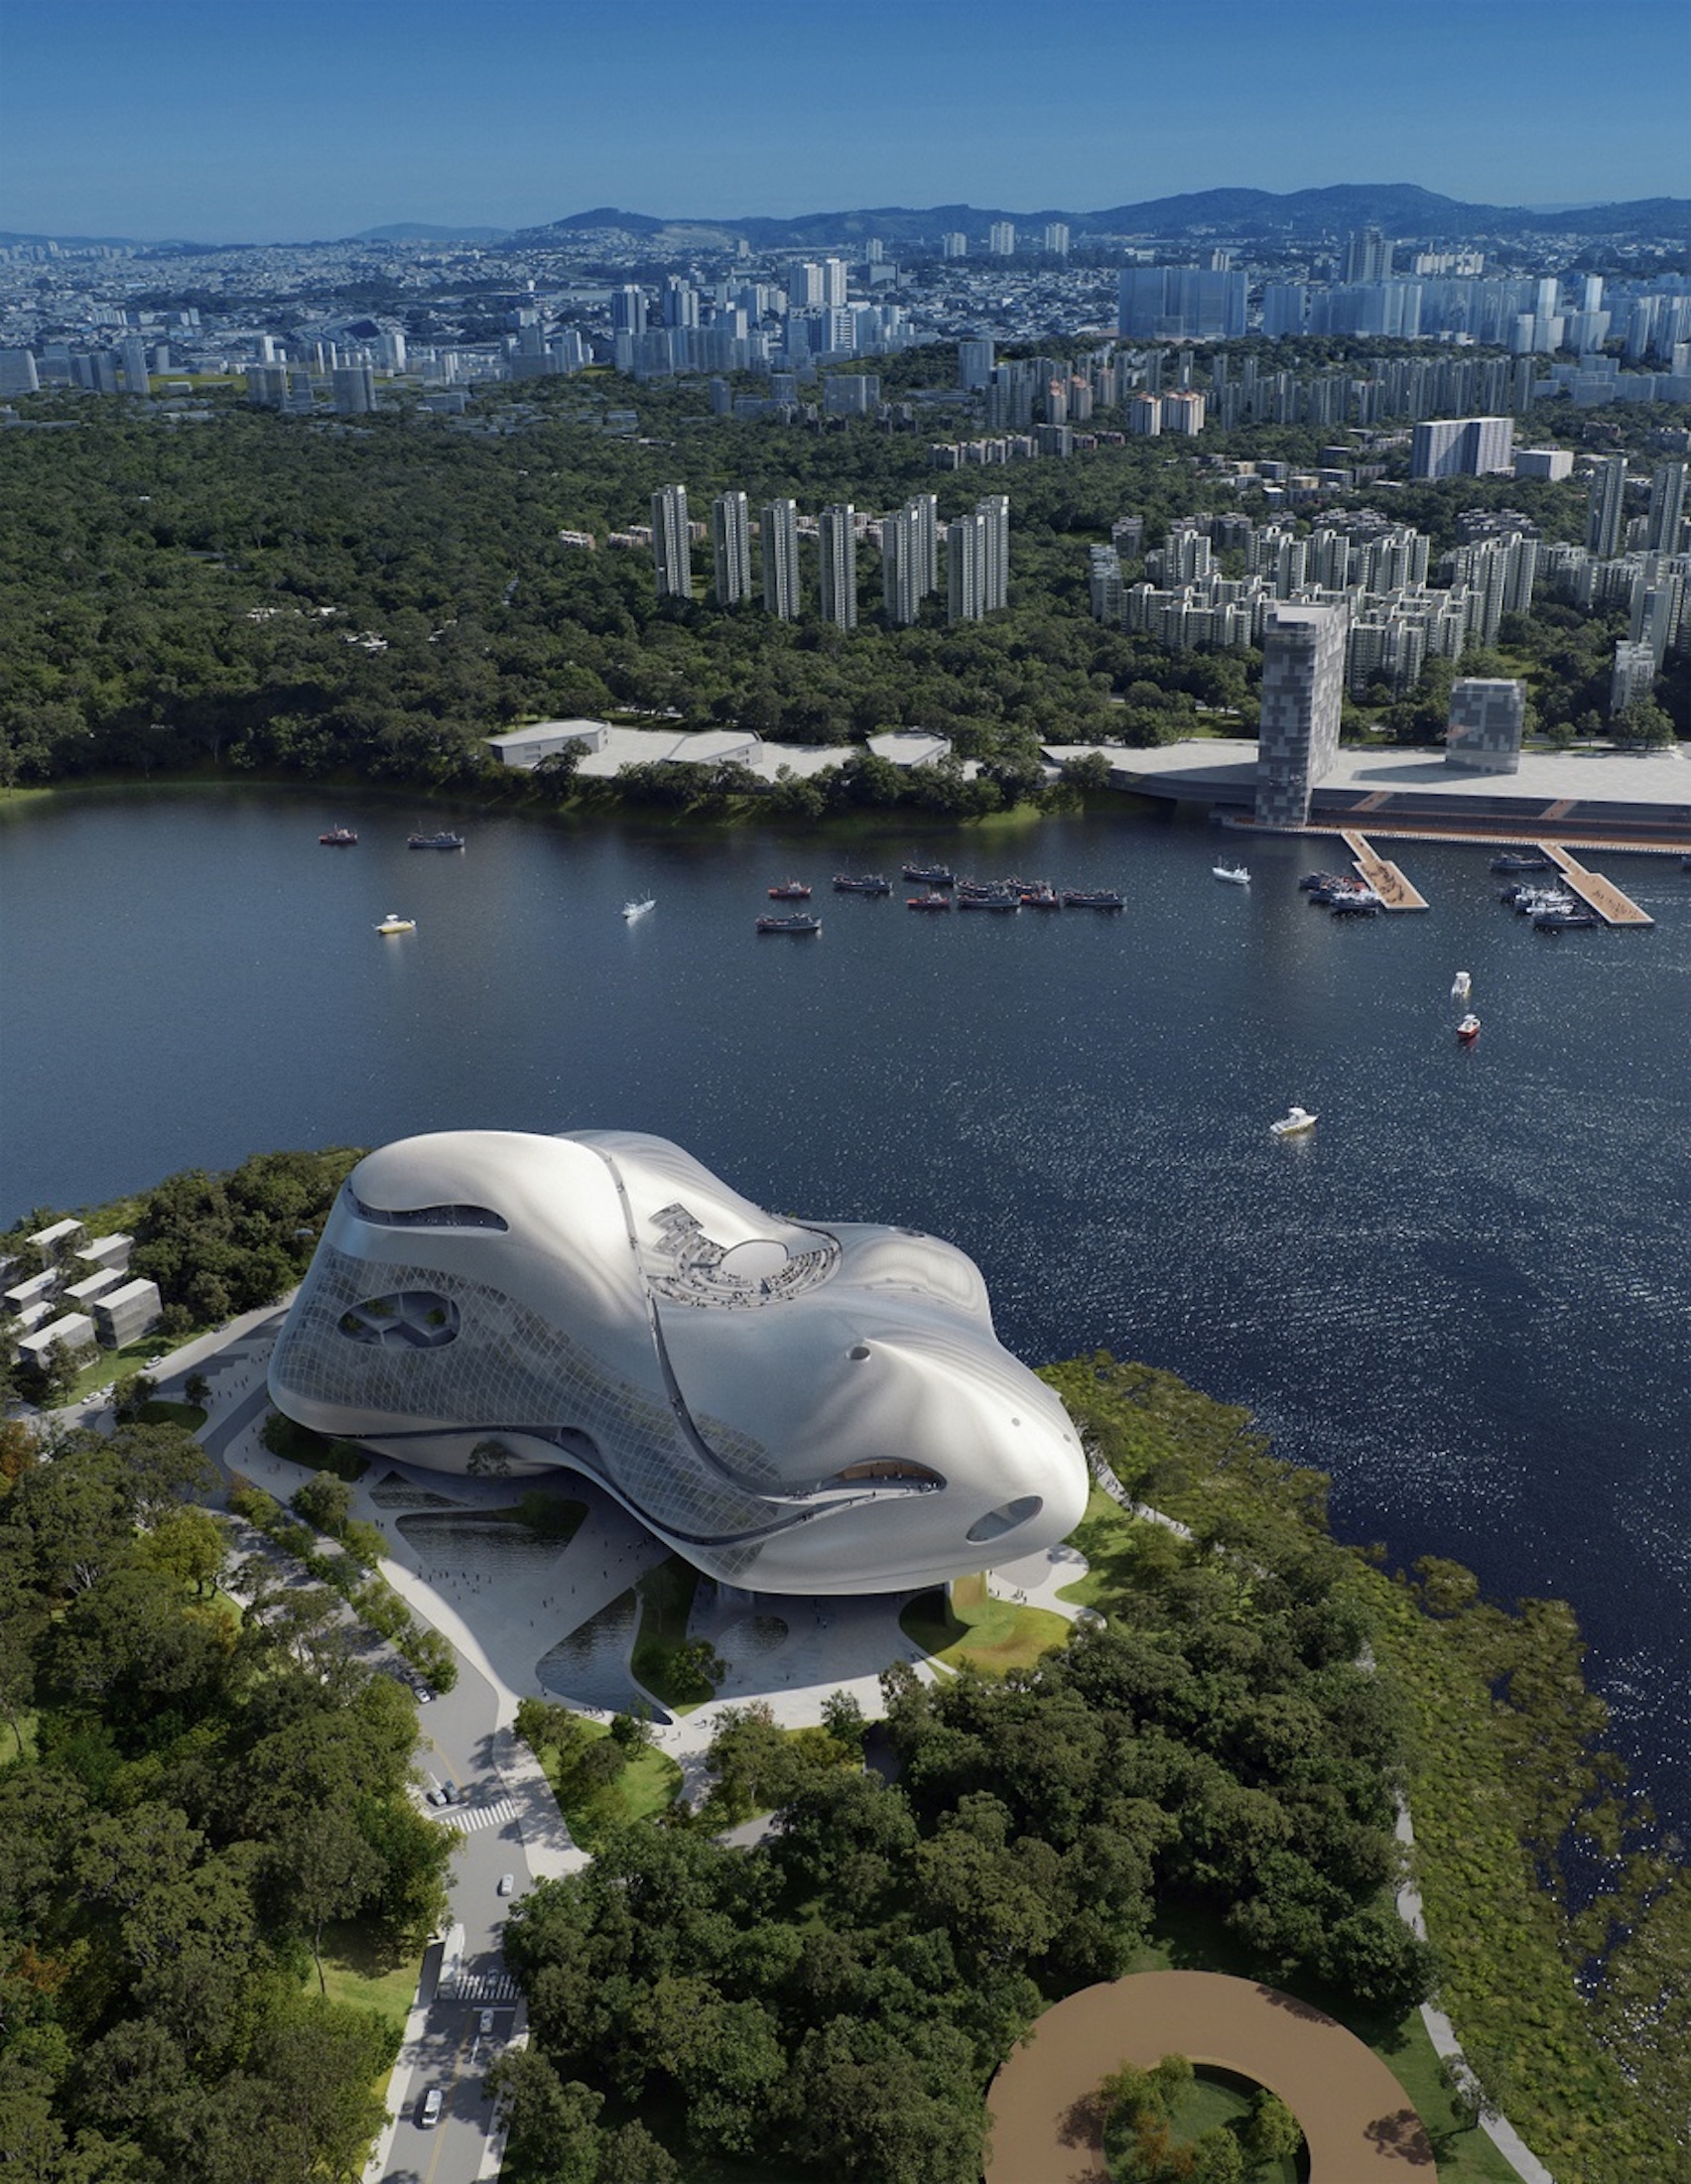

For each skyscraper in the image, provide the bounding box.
[787,260,825,307]
[941,232,969,260]
[1408,417,1514,479]
[1255,602,1350,826]
[988,222,1016,257]
[611,287,647,335]
[908,492,939,597]
[947,497,1009,623]
[882,504,923,627]
[958,338,995,390]
[821,258,848,309]
[1343,227,1391,283]
[1117,267,1247,341]
[761,499,801,619]
[1042,222,1070,257]
[818,504,857,630]
[331,364,374,415]
[119,334,151,396]
[662,276,699,329]
[1645,461,1687,553]
[948,512,987,624]
[651,485,693,601]
[1586,455,1627,559]
[976,493,1009,612]
[711,491,752,606]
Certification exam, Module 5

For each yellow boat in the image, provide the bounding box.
[375,912,416,935]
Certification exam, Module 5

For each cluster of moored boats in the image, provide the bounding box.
[321,827,466,850]
[754,864,1128,931]
[1298,869,1385,918]
[1496,880,1600,932]
[1488,850,1598,932]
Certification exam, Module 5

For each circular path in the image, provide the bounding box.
[984,1971,1434,2182]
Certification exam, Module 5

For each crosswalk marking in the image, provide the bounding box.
[441,1971,520,2003]
[431,1795,519,1834]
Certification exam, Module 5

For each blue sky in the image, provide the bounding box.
[2,0,1687,243]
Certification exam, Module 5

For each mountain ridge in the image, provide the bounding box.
[5,185,1687,254]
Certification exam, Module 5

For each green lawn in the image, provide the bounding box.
[139,1398,207,1431]
[1058,1482,1145,1610]
[316,1919,423,2035]
[899,1571,1073,1675]
[59,1332,183,1407]
[531,1717,684,1851]
[1105,2070,1298,2184]
[1125,1909,1519,2181]
[0,1713,40,1766]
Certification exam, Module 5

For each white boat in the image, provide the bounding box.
[1269,1104,1317,1137]
[622,898,655,922]
[1451,970,1472,1001]
[375,912,416,935]
[1212,863,1250,885]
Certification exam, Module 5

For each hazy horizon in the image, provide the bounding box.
[2,0,1687,247]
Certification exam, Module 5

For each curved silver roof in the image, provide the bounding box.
[269,1129,1089,1594]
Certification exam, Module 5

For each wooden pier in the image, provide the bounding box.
[1537,843,1654,927]
[1341,832,1429,912]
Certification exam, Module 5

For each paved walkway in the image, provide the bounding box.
[984,1972,1433,2182]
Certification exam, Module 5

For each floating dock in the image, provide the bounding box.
[1341,832,1428,912]
[1537,843,1653,927]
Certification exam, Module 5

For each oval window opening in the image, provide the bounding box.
[966,1493,1043,1545]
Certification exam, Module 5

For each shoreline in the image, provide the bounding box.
[0,763,1163,835]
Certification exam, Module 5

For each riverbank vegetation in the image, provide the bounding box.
[1043,1352,1691,2184]
[0,1418,454,2182]
[2,371,1677,802]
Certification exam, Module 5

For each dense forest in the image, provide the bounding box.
[0,1418,455,2183]
[491,1467,1429,2184]
[2,367,1681,802]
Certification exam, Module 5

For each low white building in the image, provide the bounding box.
[4,1268,60,1315]
[77,1233,134,1275]
[18,1312,96,1365]
[484,719,610,770]
[92,1278,163,1350]
[65,1267,125,1310]
[30,1218,86,1259]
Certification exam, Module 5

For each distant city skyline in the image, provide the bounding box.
[1,0,1687,246]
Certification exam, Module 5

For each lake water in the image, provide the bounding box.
[4,785,1690,1827]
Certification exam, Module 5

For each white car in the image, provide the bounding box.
[420,2087,444,2128]
[425,1786,453,1808]
[497,1872,515,1896]
[478,2008,495,2035]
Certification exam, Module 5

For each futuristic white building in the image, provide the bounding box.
[268,1130,1090,1595]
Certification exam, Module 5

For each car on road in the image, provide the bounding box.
[420,2087,444,2128]
[478,2008,495,2036]
[497,1872,515,1895]
[414,1685,435,1703]
[426,1786,453,1808]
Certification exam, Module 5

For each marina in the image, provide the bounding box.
[1537,844,1654,928]
[1340,832,1430,912]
